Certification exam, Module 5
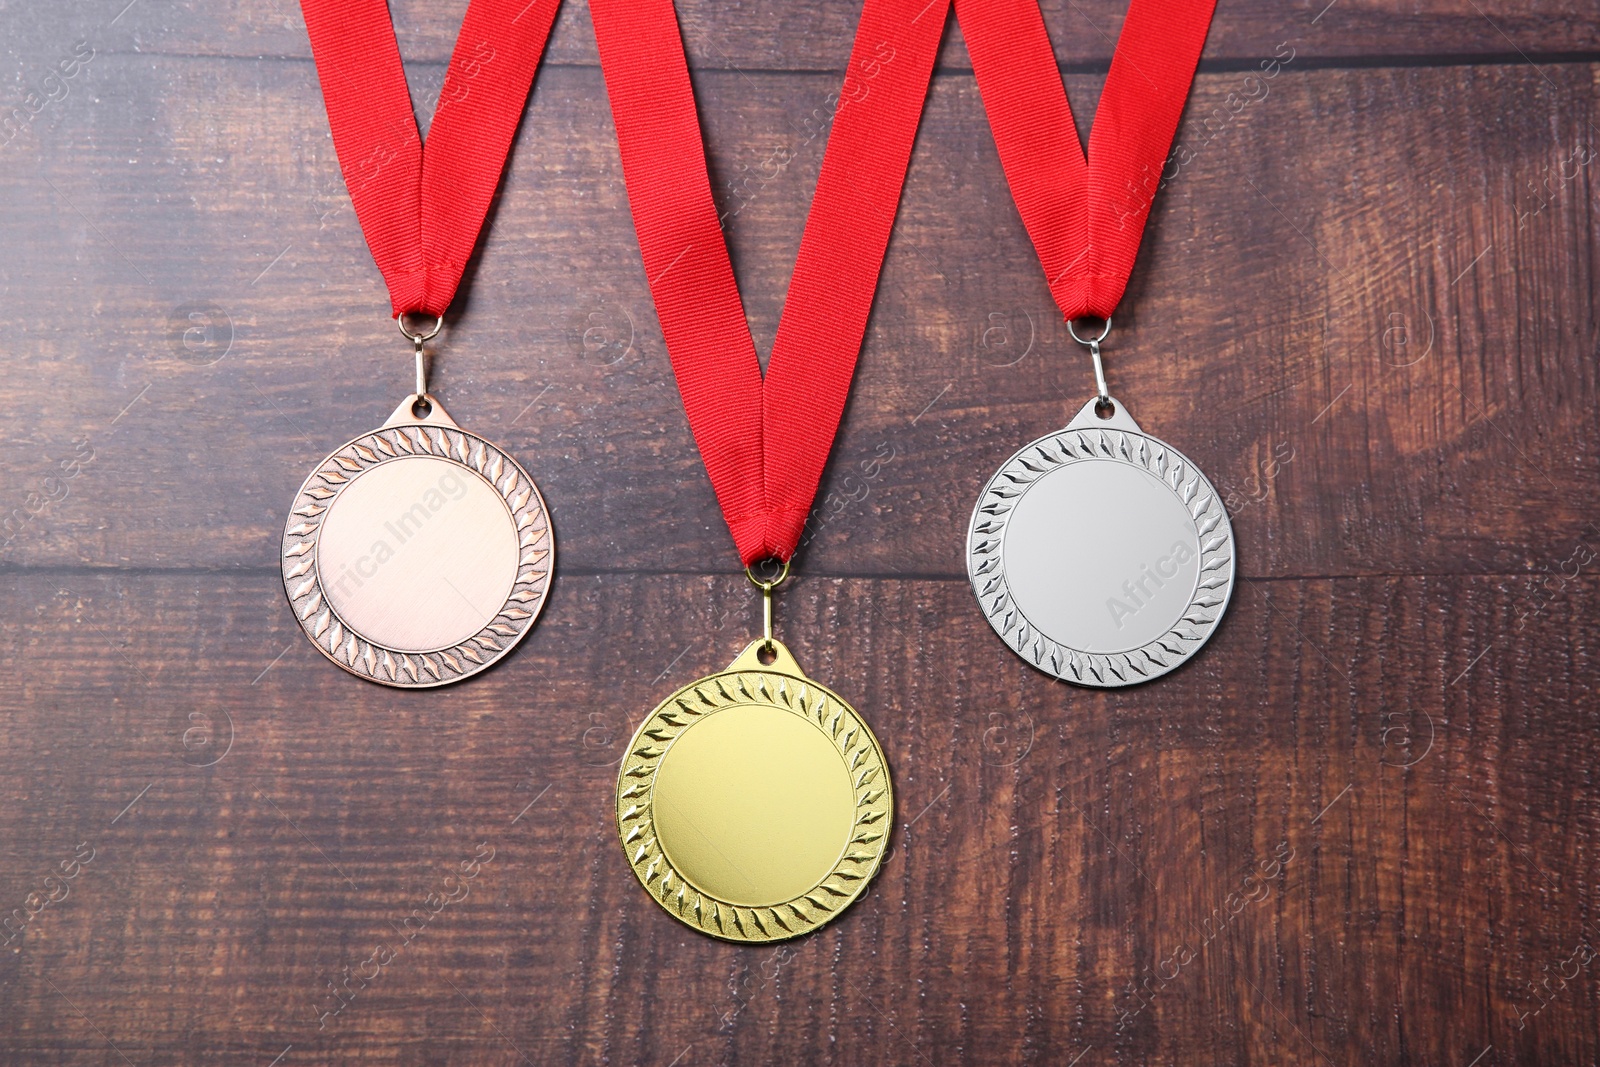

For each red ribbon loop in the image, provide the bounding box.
[956,0,1217,321]
[301,0,562,318]
[590,0,947,565]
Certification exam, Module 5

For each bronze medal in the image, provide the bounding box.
[282,391,552,688]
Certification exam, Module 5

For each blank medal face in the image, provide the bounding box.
[652,703,857,907]
[281,403,553,687]
[1003,460,1202,654]
[968,399,1234,687]
[315,455,519,652]
[616,641,892,942]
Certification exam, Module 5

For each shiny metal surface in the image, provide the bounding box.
[967,395,1234,687]
[744,558,790,648]
[652,701,857,906]
[280,393,553,687]
[616,638,891,942]
[315,455,519,652]
[1068,316,1113,403]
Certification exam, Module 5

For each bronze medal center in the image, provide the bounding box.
[651,700,857,908]
[315,455,519,653]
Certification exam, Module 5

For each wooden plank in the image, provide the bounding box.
[4,0,1597,69]
[0,571,1595,1064]
[0,59,1595,579]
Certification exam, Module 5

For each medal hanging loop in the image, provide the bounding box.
[745,560,791,652]
[1067,316,1112,406]
[397,311,443,397]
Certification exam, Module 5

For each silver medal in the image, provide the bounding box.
[967,392,1234,687]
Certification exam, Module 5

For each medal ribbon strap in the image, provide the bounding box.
[300,0,562,318]
[954,0,1215,320]
[589,0,945,564]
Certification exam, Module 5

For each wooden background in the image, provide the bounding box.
[1,0,1597,1063]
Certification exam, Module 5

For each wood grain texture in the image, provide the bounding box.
[2,0,1598,1064]
[4,0,1598,68]
[1,573,1598,1064]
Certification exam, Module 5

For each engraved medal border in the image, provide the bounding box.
[280,395,554,688]
[967,396,1234,687]
[616,640,893,943]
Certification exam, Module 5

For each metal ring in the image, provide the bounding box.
[1066,316,1112,347]
[397,311,444,344]
[743,558,791,591]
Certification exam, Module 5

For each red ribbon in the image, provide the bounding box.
[590,0,946,565]
[956,0,1216,320]
[300,0,561,319]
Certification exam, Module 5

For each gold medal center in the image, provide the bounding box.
[315,455,519,653]
[651,701,856,908]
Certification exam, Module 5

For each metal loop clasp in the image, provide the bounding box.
[1067,315,1112,405]
[398,312,444,396]
[744,559,791,650]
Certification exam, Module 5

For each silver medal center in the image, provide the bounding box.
[968,396,1234,687]
[1004,461,1202,654]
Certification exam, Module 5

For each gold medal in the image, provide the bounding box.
[590,0,932,940]
[616,570,891,942]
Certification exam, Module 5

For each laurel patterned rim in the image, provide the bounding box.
[616,667,892,942]
[967,426,1234,687]
[280,423,553,688]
